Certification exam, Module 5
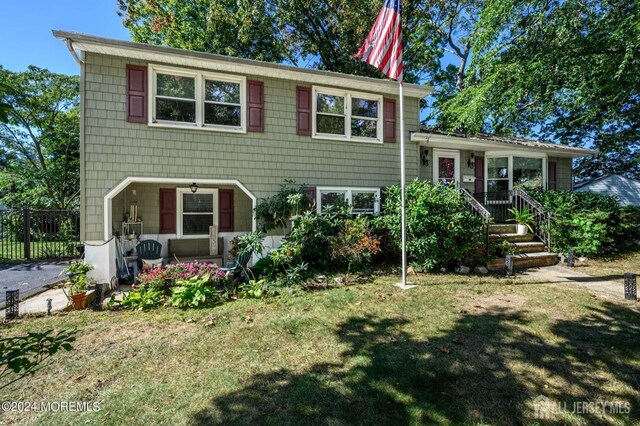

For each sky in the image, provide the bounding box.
[0,0,130,75]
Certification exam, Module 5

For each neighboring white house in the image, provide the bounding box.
[574,174,640,206]
[0,202,6,211]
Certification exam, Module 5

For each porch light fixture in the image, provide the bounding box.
[189,182,199,194]
[467,153,475,169]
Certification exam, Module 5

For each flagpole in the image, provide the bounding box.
[399,81,407,287]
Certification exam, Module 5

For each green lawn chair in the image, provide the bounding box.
[132,239,166,283]
[220,250,252,282]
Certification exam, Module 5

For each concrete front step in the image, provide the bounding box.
[488,223,518,234]
[512,241,546,254]
[487,252,559,271]
[489,233,536,243]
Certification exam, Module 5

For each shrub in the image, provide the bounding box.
[111,287,165,311]
[531,190,639,257]
[254,180,312,234]
[330,215,381,270]
[167,274,220,308]
[376,180,486,270]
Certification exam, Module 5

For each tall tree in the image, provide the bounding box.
[435,0,639,179]
[0,66,80,209]
[117,0,289,63]
[115,0,639,179]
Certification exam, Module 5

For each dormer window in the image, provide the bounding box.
[150,65,246,133]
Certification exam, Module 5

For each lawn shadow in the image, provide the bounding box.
[190,302,640,425]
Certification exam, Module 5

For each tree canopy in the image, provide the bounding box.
[116,0,639,179]
[435,0,639,179]
[0,66,80,209]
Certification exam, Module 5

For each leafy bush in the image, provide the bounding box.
[254,180,312,233]
[531,190,639,256]
[376,180,486,270]
[109,287,164,311]
[330,215,381,270]
[167,274,220,308]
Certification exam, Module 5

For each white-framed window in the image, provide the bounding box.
[176,188,219,238]
[312,87,383,143]
[149,65,246,133]
[316,187,380,214]
[484,152,547,194]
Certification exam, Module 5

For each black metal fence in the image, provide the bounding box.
[0,209,80,261]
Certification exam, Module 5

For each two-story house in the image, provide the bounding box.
[54,31,595,264]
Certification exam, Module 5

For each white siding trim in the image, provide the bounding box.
[103,177,256,240]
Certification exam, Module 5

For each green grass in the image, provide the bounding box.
[0,240,78,261]
[570,251,640,283]
[1,273,639,425]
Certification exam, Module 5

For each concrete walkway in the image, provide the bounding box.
[521,264,632,299]
[0,287,70,317]
[0,261,68,308]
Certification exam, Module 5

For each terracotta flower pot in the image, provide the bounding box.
[71,292,87,310]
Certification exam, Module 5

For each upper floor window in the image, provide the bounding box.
[150,65,246,132]
[313,87,383,143]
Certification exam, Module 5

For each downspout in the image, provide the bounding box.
[65,39,84,66]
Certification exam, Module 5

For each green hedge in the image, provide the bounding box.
[531,190,640,257]
[376,180,486,270]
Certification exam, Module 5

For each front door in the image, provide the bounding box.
[433,149,461,185]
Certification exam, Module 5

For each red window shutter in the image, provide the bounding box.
[383,98,396,143]
[548,161,557,190]
[474,156,485,195]
[297,86,312,136]
[219,189,234,232]
[247,80,264,132]
[126,64,147,123]
[159,188,176,234]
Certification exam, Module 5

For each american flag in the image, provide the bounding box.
[355,0,403,81]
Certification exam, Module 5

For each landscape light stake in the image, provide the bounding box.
[46,298,52,315]
[505,255,514,277]
[93,284,103,310]
[624,273,637,301]
[567,249,575,267]
[6,290,19,320]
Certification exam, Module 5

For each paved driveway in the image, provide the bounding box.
[0,261,68,307]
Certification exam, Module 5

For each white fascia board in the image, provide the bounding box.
[411,132,597,158]
[54,31,433,99]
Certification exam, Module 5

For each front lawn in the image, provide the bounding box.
[571,251,640,283]
[1,273,639,425]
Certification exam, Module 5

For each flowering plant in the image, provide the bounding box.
[136,262,226,289]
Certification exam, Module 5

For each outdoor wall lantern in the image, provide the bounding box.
[467,153,475,169]
[190,182,199,194]
[421,150,429,167]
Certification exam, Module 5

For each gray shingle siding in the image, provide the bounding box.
[81,53,420,240]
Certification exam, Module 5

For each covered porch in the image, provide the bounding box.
[104,177,256,263]
[412,130,596,220]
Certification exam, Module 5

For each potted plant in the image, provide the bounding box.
[63,261,95,310]
[507,207,535,235]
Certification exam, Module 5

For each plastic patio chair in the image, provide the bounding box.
[220,250,253,282]
[132,240,166,282]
